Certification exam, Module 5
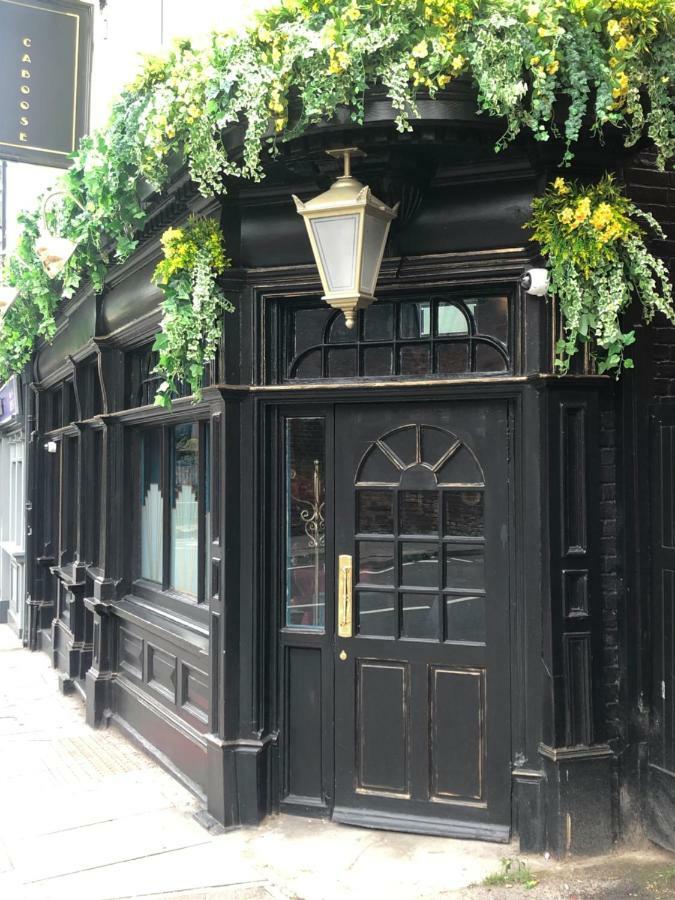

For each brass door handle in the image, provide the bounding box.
[338,554,353,638]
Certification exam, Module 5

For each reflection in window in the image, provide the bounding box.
[170,424,199,596]
[141,429,162,583]
[358,591,395,637]
[286,418,326,629]
[283,294,510,381]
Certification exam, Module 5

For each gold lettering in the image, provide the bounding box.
[21,70,30,79]
[22,38,31,48]
[21,54,31,64]
[19,101,29,111]
[18,132,28,142]
[20,85,30,95]
[20,116,28,126]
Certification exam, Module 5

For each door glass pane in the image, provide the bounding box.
[357,490,394,534]
[204,424,211,601]
[286,418,326,629]
[402,593,439,640]
[358,541,394,586]
[445,593,486,644]
[400,491,439,535]
[170,423,199,596]
[357,591,395,637]
[443,491,484,538]
[401,542,439,587]
[444,545,485,590]
[140,429,162,583]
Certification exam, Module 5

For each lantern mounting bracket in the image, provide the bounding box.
[325,147,366,178]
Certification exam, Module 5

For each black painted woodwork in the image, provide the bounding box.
[331,402,511,839]
[22,95,675,857]
[646,407,675,850]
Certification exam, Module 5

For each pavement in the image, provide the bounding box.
[0,624,511,899]
[1,624,674,900]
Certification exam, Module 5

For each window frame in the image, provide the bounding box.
[272,288,513,385]
[129,416,211,615]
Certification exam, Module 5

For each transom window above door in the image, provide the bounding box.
[354,424,487,645]
[276,294,510,382]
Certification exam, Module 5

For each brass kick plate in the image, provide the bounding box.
[338,554,353,638]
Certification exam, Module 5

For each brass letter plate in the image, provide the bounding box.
[338,554,353,638]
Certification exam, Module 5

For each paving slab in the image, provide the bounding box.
[5,624,671,900]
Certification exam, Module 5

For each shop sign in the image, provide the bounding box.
[0,375,21,427]
[0,0,93,169]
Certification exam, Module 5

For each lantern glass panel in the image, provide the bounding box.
[360,213,389,296]
[310,213,359,292]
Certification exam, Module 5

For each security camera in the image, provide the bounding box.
[44,441,57,454]
[521,268,550,297]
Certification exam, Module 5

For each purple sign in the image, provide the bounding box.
[0,375,20,427]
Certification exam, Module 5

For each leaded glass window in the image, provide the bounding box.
[279,295,510,382]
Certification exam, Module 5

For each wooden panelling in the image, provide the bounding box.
[563,632,593,747]
[356,660,410,796]
[660,426,675,550]
[119,626,143,680]
[285,646,323,802]
[430,666,484,802]
[563,571,589,619]
[180,661,209,726]
[146,642,177,703]
[561,405,587,554]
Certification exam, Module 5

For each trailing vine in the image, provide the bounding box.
[527,175,674,373]
[0,0,674,400]
[151,217,233,406]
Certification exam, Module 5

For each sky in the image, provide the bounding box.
[3,0,276,255]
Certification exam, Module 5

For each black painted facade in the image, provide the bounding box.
[18,91,675,855]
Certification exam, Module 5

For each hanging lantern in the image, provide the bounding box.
[293,148,398,329]
[35,190,81,279]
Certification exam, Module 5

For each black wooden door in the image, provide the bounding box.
[332,401,511,840]
[647,407,675,850]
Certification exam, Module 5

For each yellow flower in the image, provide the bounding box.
[615,34,632,51]
[607,18,621,37]
[559,207,574,225]
[344,3,361,22]
[451,54,465,72]
[257,26,273,43]
[530,55,541,66]
[590,203,613,230]
[547,60,559,75]
[553,177,570,194]
[571,197,591,227]
[412,40,429,59]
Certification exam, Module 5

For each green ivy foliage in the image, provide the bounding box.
[527,175,674,373]
[152,217,233,406]
[1,0,674,400]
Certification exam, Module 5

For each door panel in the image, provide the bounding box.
[333,402,511,840]
[647,409,675,851]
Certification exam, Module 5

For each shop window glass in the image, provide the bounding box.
[285,417,326,629]
[170,424,199,596]
[137,422,209,601]
[141,429,163,583]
